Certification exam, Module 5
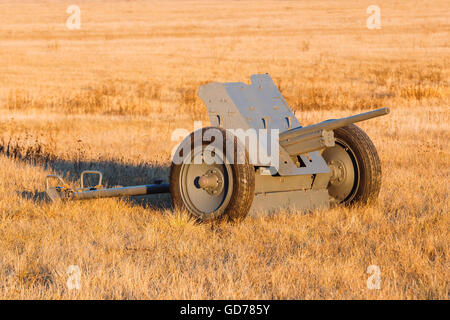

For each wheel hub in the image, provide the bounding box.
[322,142,357,203]
[196,169,224,196]
[328,159,347,185]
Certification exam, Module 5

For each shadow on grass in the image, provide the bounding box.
[19,190,48,203]
[2,146,172,210]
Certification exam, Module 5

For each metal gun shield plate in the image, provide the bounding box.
[198,74,330,175]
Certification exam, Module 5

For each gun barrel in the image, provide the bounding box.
[280,107,390,143]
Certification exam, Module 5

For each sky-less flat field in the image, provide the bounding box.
[0,0,448,299]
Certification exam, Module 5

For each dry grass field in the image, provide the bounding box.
[0,0,448,299]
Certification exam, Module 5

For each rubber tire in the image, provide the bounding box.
[330,124,382,206]
[170,127,255,222]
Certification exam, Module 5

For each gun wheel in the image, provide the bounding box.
[170,127,255,222]
[322,124,382,206]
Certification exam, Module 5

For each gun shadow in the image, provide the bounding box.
[4,150,172,210]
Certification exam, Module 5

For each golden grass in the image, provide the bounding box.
[0,0,448,299]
